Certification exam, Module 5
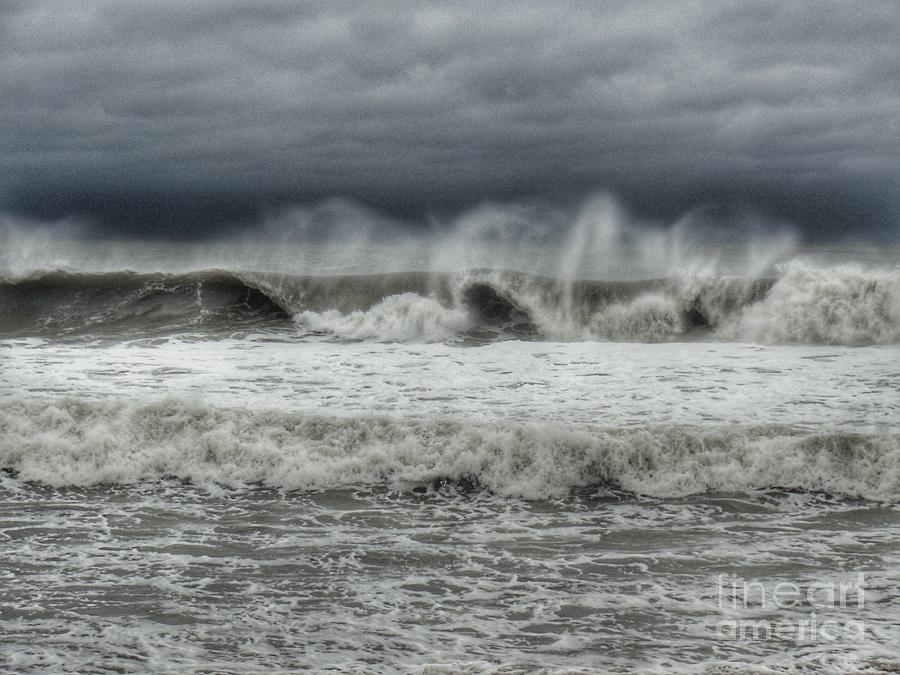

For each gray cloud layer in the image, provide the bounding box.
[1,0,898,238]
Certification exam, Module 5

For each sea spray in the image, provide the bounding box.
[719,262,900,345]
[2,264,899,344]
[3,194,899,344]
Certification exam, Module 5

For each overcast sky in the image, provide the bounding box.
[1,0,898,239]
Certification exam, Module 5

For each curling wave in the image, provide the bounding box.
[0,269,290,338]
[719,263,900,345]
[1,397,898,499]
[1,262,898,345]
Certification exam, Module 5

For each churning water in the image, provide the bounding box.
[2,202,900,673]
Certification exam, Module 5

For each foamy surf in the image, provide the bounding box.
[2,397,898,500]
[2,229,900,674]
[720,263,900,345]
[294,293,473,342]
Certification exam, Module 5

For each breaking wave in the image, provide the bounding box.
[0,262,898,345]
[0,269,290,338]
[1,397,898,500]
[294,293,472,342]
[720,263,900,345]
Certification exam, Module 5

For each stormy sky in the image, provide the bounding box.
[1,1,898,240]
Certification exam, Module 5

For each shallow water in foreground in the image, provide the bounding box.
[2,335,900,672]
[2,482,899,674]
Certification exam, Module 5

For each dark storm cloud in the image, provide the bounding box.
[1,0,898,238]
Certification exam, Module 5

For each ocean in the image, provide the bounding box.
[1,227,899,673]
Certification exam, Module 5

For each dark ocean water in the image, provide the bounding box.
[1,238,899,672]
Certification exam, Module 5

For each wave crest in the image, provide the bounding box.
[720,262,900,345]
[2,263,899,345]
[294,293,472,342]
[2,398,898,499]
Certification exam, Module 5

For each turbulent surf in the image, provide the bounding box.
[2,396,898,500]
[2,261,898,344]
[2,228,899,673]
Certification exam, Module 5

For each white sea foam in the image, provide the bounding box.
[444,262,900,344]
[293,293,472,341]
[2,398,898,499]
[720,261,900,345]
[4,200,900,674]
[584,293,684,341]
